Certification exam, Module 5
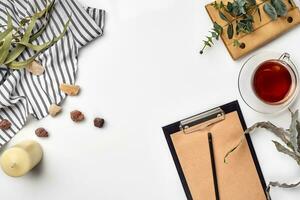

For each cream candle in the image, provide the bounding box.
[0,140,43,177]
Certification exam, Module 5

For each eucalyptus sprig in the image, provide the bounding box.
[224,110,300,199]
[200,22,223,54]
[0,0,70,70]
[200,0,293,53]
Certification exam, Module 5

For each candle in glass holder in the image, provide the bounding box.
[0,140,43,177]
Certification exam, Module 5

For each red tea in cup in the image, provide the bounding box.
[252,60,295,104]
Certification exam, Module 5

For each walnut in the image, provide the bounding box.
[60,84,80,96]
[49,104,62,117]
[35,128,49,137]
[0,119,11,130]
[94,118,105,128]
[70,110,85,122]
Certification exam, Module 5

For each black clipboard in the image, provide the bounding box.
[162,101,267,200]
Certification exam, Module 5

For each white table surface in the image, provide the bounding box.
[1,0,300,199]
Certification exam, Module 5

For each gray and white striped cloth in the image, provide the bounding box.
[0,0,105,147]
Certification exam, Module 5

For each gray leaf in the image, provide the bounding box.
[271,0,287,16]
[273,141,300,165]
[245,121,290,145]
[289,110,299,153]
[266,180,300,200]
[264,2,278,20]
[296,120,300,152]
[269,180,300,188]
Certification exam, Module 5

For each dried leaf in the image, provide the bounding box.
[5,16,38,64]
[245,121,290,145]
[0,13,13,42]
[296,120,300,152]
[224,121,292,162]
[289,110,299,153]
[0,27,13,64]
[272,141,300,165]
[266,180,300,199]
[16,39,53,52]
[269,180,300,188]
[8,18,70,69]
[26,60,45,75]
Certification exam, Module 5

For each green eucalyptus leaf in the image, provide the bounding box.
[213,22,223,34]
[206,36,213,44]
[210,31,218,38]
[227,2,234,13]
[271,0,287,17]
[219,11,229,22]
[227,23,234,39]
[264,2,278,20]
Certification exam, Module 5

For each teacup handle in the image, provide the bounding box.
[279,52,296,68]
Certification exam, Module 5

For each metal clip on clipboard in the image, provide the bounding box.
[179,107,225,134]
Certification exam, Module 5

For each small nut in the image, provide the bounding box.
[60,84,80,96]
[35,128,49,137]
[70,110,85,122]
[26,60,45,76]
[49,104,62,117]
[94,118,105,128]
[0,119,11,130]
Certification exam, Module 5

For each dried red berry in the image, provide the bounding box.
[0,119,11,130]
[94,118,105,128]
[70,110,85,122]
[35,128,49,137]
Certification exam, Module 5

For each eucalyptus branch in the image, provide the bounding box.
[200,0,289,53]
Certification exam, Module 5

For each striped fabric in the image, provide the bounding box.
[0,0,105,147]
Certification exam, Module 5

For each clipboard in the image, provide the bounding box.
[162,101,268,200]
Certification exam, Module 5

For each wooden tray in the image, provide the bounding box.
[205,0,300,60]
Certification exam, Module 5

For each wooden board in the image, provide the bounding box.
[205,0,300,60]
